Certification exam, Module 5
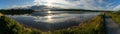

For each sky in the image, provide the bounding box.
[0,0,120,10]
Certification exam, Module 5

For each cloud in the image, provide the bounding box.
[9,0,119,10]
[64,0,105,10]
[9,5,30,9]
[33,0,69,5]
[33,0,105,10]
[98,0,102,2]
[33,0,76,9]
[113,5,120,11]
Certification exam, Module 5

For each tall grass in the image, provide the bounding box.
[50,14,105,34]
[0,15,42,34]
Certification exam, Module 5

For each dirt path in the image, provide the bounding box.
[105,15,120,34]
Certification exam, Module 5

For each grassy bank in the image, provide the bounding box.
[107,11,120,24]
[46,14,105,34]
[0,13,42,34]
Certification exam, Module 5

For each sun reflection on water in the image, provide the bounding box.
[48,11,52,13]
[34,11,69,23]
[46,16,52,19]
[46,11,53,22]
[45,16,54,23]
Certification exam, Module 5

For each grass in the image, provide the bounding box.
[0,13,42,34]
[51,14,105,34]
[107,12,120,25]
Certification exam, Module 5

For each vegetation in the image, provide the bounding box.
[0,13,42,34]
[107,11,120,24]
[43,14,105,34]
[0,9,34,15]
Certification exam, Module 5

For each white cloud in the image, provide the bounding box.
[65,0,105,10]
[9,5,30,9]
[98,0,103,3]
[33,0,106,10]
[113,5,120,11]
[33,0,69,6]
[9,0,118,10]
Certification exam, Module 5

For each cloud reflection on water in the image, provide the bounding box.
[7,11,100,24]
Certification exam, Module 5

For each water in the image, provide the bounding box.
[7,11,100,31]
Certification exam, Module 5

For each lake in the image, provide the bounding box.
[7,11,100,31]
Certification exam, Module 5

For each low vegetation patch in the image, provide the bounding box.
[0,13,42,34]
[47,14,105,34]
[107,11,120,24]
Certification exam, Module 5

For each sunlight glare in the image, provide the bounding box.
[45,16,54,23]
[46,16,52,19]
[47,2,52,6]
[45,0,53,6]
[48,11,52,13]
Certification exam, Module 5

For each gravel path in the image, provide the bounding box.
[105,15,120,34]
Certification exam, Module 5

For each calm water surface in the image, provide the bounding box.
[7,11,100,31]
